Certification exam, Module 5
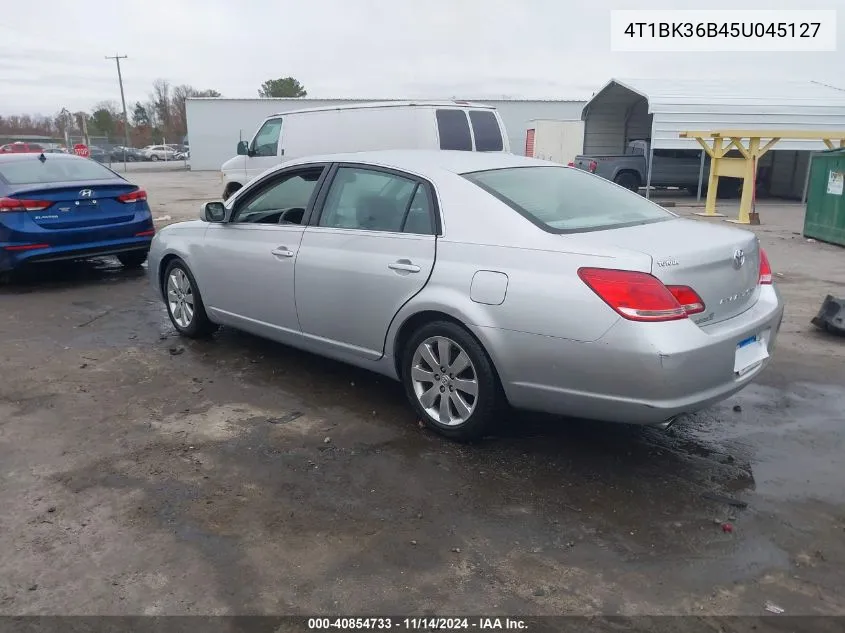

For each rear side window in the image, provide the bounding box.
[0,158,118,185]
[436,110,472,151]
[469,111,503,151]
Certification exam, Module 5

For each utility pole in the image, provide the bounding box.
[106,54,130,171]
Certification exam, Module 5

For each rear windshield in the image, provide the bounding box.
[463,166,674,233]
[0,158,118,185]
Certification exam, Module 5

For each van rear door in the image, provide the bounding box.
[434,107,507,153]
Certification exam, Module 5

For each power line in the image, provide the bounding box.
[105,53,131,170]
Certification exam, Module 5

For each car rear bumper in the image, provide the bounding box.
[474,284,784,425]
[0,236,152,271]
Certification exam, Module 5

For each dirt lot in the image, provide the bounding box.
[1,170,844,618]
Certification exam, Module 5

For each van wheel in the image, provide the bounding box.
[222,183,242,201]
[402,321,503,442]
[614,172,640,192]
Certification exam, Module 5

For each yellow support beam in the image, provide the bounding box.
[679,130,845,225]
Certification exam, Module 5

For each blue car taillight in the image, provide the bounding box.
[117,189,147,203]
[0,197,52,212]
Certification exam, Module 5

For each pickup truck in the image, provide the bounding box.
[572,140,741,197]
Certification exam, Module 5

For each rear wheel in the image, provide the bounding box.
[117,250,148,268]
[163,260,217,338]
[402,320,503,442]
[614,171,640,192]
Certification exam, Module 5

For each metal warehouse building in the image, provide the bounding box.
[186,97,586,171]
[581,78,845,199]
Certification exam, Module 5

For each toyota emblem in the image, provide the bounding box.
[79,189,93,198]
[733,249,746,269]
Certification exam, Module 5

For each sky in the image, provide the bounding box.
[1,0,843,116]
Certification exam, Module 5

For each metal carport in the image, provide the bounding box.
[580,78,845,200]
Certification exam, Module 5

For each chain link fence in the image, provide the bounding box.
[64,135,190,171]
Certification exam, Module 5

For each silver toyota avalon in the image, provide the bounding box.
[149,150,783,441]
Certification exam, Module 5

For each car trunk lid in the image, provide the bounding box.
[8,180,141,230]
[572,218,761,326]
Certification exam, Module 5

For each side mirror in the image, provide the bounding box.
[202,201,226,223]
[236,140,249,156]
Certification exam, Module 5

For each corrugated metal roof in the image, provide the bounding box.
[584,78,845,151]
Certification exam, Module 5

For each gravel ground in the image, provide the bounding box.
[1,171,844,619]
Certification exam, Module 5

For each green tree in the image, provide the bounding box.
[132,102,150,127]
[258,77,307,98]
[89,108,116,136]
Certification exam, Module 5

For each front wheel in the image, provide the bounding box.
[163,260,217,338]
[402,321,503,442]
[150,155,160,162]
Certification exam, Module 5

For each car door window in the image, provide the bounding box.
[436,109,472,151]
[468,110,503,151]
[318,167,433,233]
[232,167,324,224]
[251,118,282,157]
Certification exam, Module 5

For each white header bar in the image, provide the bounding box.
[611,10,837,52]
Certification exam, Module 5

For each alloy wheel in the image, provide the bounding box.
[410,336,479,426]
[166,268,195,328]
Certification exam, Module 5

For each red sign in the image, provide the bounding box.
[73,144,89,158]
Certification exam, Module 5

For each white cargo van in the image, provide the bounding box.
[219,101,510,199]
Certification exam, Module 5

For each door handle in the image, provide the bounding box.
[271,246,294,258]
[388,260,421,273]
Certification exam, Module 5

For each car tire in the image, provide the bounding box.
[614,171,640,192]
[401,320,503,442]
[117,250,148,268]
[150,155,159,162]
[162,259,217,338]
[222,183,242,201]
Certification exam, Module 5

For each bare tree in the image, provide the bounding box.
[151,78,172,136]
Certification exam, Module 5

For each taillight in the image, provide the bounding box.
[117,189,147,203]
[578,268,688,322]
[0,197,52,212]
[588,160,598,173]
[567,161,575,167]
[667,285,706,315]
[758,248,772,285]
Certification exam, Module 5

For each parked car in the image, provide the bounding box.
[149,150,783,441]
[0,153,154,274]
[220,100,510,200]
[42,147,69,154]
[110,146,145,162]
[573,140,742,197]
[88,146,109,163]
[0,142,45,154]
[143,145,179,161]
[175,150,190,161]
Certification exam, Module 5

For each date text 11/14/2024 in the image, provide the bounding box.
[307,617,528,630]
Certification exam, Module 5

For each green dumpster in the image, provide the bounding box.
[804,148,845,247]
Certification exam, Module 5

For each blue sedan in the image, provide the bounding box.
[0,152,154,273]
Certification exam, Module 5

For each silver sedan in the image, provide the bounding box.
[148,150,784,441]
